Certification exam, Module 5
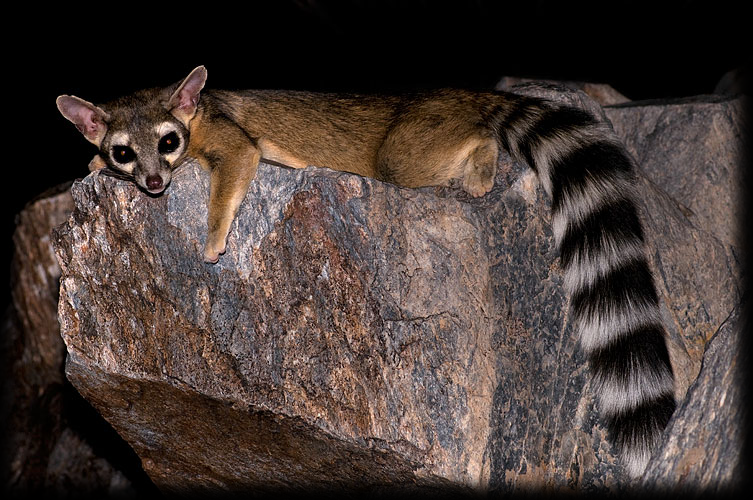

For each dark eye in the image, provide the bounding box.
[159,131,180,154]
[112,146,136,164]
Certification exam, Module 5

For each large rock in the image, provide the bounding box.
[604,95,743,393]
[1,186,141,497]
[54,159,546,494]
[605,95,744,248]
[49,89,743,495]
[641,303,747,493]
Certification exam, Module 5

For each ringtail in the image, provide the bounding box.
[57,66,675,478]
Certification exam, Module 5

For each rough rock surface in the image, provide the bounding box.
[1,186,143,497]
[605,95,744,248]
[54,159,543,495]
[603,95,743,393]
[33,86,745,495]
[641,303,748,494]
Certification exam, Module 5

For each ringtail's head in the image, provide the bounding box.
[56,66,207,195]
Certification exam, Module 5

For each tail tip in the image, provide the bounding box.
[622,444,651,478]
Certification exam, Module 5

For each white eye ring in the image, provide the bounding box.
[154,122,185,162]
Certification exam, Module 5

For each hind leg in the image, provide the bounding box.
[376,116,498,195]
[461,137,498,197]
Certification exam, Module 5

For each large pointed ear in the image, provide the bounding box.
[56,95,111,147]
[167,66,207,125]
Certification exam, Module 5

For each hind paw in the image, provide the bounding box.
[462,168,495,197]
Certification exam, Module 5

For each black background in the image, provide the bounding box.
[5,1,749,301]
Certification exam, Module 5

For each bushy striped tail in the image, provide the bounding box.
[493,94,676,477]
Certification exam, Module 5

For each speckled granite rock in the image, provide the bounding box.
[1,185,143,497]
[605,95,744,248]
[640,303,747,495]
[53,159,550,495]
[605,95,744,395]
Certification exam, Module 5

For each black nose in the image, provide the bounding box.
[146,175,164,191]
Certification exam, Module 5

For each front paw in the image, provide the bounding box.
[203,235,227,264]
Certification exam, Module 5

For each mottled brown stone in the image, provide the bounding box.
[1,185,140,496]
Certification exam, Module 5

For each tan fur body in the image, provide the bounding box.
[57,68,515,261]
[190,89,504,179]
[185,86,509,260]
